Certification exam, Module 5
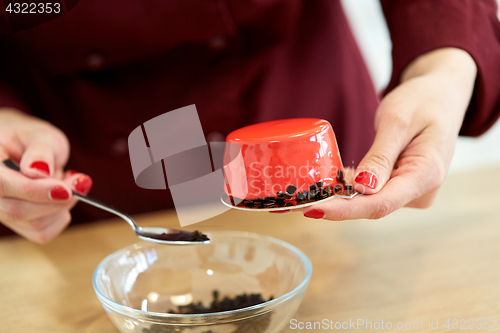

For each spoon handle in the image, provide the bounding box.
[71,192,138,230]
[2,159,20,172]
[1,159,138,230]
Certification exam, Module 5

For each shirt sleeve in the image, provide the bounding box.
[0,9,29,113]
[380,0,500,136]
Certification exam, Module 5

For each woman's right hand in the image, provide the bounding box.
[0,108,92,243]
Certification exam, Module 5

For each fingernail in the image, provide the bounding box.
[355,171,378,189]
[304,209,325,219]
[49,186,70,200]
[30,161,50,175]
[68,170,78,175]
[74,175,93,194]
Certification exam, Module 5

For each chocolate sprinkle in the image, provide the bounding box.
[140,230,210,242]
[337,170,344,182]
[190,231,210,242]
[168,291,274,314]
[296,190,307,201]
[143,291,273,333]
[316,190,329,200]
[345,184,354,195]
[229,177,356,211]
[263,200,276,207]
[253,198,264,206]
[308,189,318,199]
[286,185,297,194]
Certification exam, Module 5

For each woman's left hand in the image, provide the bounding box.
[303,47,477,220]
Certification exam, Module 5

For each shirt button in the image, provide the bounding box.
[111,138,128,157]
[207,36,227,50]
[86,53,105,70]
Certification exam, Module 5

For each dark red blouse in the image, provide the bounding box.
[0,0,499,234]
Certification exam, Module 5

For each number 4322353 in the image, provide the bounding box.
[444,319,498,330]
[5,3,61,14]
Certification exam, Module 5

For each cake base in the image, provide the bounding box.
[221,191,358,212]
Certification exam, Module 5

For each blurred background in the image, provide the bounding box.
[341,0,500,173]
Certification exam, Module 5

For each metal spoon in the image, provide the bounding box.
[2,159,210,245]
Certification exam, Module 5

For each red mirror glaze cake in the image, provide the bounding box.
[223,119,348,207]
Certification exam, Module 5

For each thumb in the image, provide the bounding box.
[19,130,69,179]
[354,124,409,194]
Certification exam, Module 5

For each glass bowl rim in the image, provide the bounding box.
[92,230,312,322]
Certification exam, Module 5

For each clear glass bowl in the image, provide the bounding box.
[93,230,312,333]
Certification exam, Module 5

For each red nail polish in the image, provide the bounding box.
[49,186,70,200]
[68,170,78,175]
[30,161,50,175]
[304,209,325,219]
[355,171,378,189]
[74,175,93,194]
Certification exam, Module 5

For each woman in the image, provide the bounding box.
[0,0,499,242]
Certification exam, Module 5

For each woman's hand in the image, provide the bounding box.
[303,48,477,220]
[0,108,92,243]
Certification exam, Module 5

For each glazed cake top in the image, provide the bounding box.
[226,118,330,142]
